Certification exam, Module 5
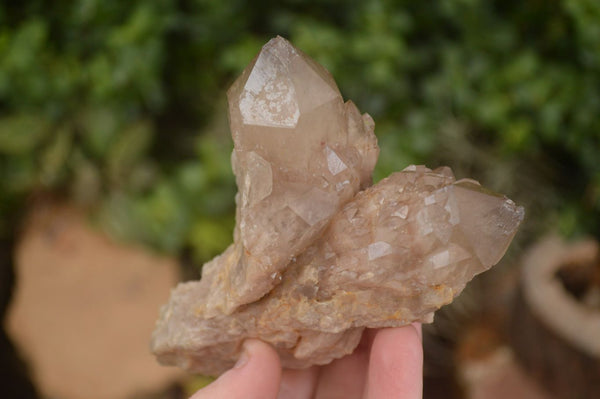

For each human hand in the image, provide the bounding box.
[190,324,423,399]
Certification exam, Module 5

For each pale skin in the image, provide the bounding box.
[190,324,423,399]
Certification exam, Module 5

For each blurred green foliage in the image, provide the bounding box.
[1,0,599,265]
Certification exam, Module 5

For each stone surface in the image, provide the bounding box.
[151,37,524,376]
[6,204,183,399]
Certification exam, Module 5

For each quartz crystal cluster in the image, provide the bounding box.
[151,36,524,376]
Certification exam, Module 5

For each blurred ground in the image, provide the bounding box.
[460,345,551,399]
[5,203,184,399]
[456,327,551,399]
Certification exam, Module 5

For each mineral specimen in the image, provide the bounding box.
[151,36,524,376]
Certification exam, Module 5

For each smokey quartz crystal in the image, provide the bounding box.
[151,37,524,376]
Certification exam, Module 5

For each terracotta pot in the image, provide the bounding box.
[510,236,600,399]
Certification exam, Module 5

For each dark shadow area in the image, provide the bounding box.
[0,237,39,399]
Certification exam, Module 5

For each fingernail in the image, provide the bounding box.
[234,343,250,369]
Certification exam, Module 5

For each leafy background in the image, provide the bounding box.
[1,0,599,396]
[2,0,599,262]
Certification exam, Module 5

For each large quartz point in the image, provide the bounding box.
[151,37,524,376]
[206,36,378,315]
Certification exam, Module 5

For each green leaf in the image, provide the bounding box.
[106,121,153,185]
[0,114,49,154]
[39,124,73,186]
[188,216,234,263]
[78,107,121,157]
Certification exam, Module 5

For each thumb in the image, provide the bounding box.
[190,339,282,399]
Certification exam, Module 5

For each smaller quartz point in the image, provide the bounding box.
[151,37,524,375]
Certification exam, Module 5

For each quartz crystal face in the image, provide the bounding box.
[151,37,524,376]
[207,36,379,315]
